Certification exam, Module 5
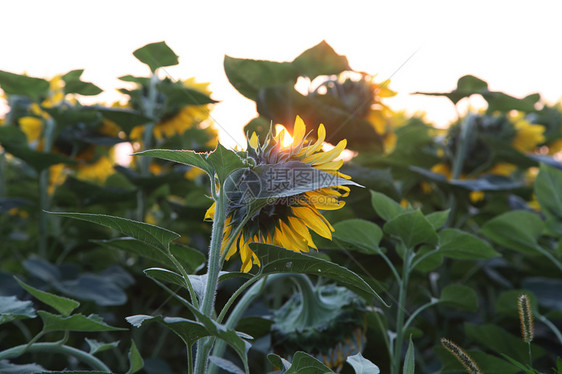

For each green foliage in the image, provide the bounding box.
[133,41,179,72]
[0,296,36,325]
[16,277,79,315]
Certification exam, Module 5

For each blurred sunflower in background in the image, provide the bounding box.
[205,116,355,272]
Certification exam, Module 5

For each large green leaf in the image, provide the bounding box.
[0,296,36,325]
[224,55,298,100]
[480,210,544,255]
[126,340,144,374]
[440,284,478,312]
[438,229,499,260]
[206,143,245,183]
[133,41,179,72]
[134,149,212,177]
[144,268,186,289]
[38,311,126,333]
[346,352,380,374]
[285,351,334,373]
[61,69,102,96]
[292,40,349,80]
[0,70,49,100]
[370,190,405,222]
[333,219,382,254]
[384,210,438,248]
[16,277,79,316]
[49,212,180,251]
[250,243,386,304]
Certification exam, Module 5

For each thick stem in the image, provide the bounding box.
[391,246,413,374]
[0,342,111,372]
[193,182,226,374]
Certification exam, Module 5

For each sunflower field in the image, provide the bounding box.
[0,41,561,374]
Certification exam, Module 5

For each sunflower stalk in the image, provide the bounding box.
[137,73,159,221]
[193,178,228,374]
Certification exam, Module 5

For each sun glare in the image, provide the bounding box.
[275,124,294,148]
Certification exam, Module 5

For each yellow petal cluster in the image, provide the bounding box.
[206,116,351,272]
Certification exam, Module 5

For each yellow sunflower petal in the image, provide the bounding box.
[287,216,317,249]
[302,139,347,165]
[313,159,343,172]
[305,191,346,210]
[204,202,216,221]
[292,116,306,147]
[292,206,333,239]
[249,132,259,149]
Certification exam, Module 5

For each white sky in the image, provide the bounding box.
[2,0,561,148]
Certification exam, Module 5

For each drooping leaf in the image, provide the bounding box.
[292,40,350,80]
[15,277,79,315]
[250,243,386,305]
[440,284,478,312]
[384,210,438,248]
[126,340,144,374]
[346,352,380,374]
[38,311,126,333]
[133,41,179,72]
[438,229,499,260]
[144,268,186,289]
[126,315,208,348]
[425,209,450,230]
[134,149,212,177]
[333,219,383,254]
[49,212,180,251]
[480,210,544,255]
[0,70,50,100]
[85,338,120,355]
[0,296,36,325]
[224,55,298,100]
[370,190,405,222]
[267,353,291,371]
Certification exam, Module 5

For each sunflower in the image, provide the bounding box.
[205,116,352,272]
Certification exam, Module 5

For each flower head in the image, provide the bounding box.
[206,116,353,272]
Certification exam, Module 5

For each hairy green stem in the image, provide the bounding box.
[403,299,440,331]
[167,250,200,309]
[209,275,281,374]
[193,183,227,374]
[0,342,111,372]
[216,275,263,324]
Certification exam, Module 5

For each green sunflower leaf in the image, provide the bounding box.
[38,311,126,333]
[480,210,544,255]
[134,149,213,177]
[403,338,415,374]
[126,314,208,349]
[224,55,298,101]
[440,284,478,312]
[438,229,499,260]
[49,212,180,251]
[285,351,335,373]
[126,340,143,374]
[85,338,120,355]
[250,243,387,305]
[0,70,50,100]
[61,69,102,96]
[15,277,79,316]
[383,210,438,248]
[535,163,562,225]
[292,40,350,80]
[333,219,383,254]
[346,352,380,374]
[206,143,245,183]
[370,190,405,222]
[133,41,179,72]
[0,296,36,325]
